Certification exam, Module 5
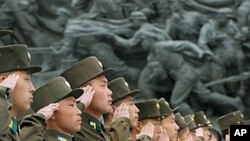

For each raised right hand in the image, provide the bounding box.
[37,103,59,120]
[0,74,19,92]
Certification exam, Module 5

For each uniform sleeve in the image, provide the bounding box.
[19,113,47,141]
[0,87,12,141]
[108,117,131,141]
[77,101,85,111]
[136,135,152,141]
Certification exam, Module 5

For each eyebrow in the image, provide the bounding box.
[101,79,108,84]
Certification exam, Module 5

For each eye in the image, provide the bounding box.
[25,77,31,81]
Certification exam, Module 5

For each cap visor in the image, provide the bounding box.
[22,66,42,74]
[113,90,140,103]
[61,88,84,100]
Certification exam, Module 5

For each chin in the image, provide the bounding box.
[72,127,81,133]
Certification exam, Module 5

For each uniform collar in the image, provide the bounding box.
[9,116,18,134]
[46,129,73,141]
[82,113,103,134]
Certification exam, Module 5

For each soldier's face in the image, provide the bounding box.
[10,71,35,114]
[141,119,161,141]
[161,113,179,141]
[120,96,139,128]
[190,130,199,141]
[202,127,211,141]
[88,75,113,114]
[53,97,82,133]
[178,127,190,140]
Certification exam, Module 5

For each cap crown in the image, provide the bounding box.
[216,110,245,131]
[158,98,177,117]
[108,77,140,103]
[193,111,211,128]
[136,99,161,120]
[32,77,83,112]
[0,44,42,73]
[175,112,190,130]
[184,115,198,131]
[61,56,113,89]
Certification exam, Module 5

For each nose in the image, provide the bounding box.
[29,82,35,93]
[107,87,112,96]
[135,105,140,113]
[175,122,179,131]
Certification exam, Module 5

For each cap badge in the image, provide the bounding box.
[124,81,129,87]
[27,52,31,61]
[64,80,71,88]
[98,60,103,68]
[156,103,160,110]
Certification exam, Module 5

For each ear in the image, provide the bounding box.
[111,106,116,114]
[50,113,56,120]
[0,75,6,82]
[134,121,143,132]
[137,121,143,130]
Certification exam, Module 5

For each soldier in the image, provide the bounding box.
[158,97,179,141]
[216,110,245,140]
[0,44,42,141]
[19,77,92,140]
[107,77,160,141]
[184,114,199,141]
[61,56,131,141]
[105,77,139,140]
[193,111,212,141]
[174,112,192,141]
[135,99,163,141]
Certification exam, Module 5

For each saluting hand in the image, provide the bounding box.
[158,126,169,141]
[77,85,95,109]
[195,128,204,137]
[37,103,59,120]
[0,74,19,92]
[112,103,129,122]
[136,122,155,140]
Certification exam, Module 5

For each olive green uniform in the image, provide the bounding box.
[19,113,75,141]
[0,87,21,141]
[75,113,131,141]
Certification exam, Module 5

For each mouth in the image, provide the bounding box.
[108,99,112,105]
[78,118,82,124]
[29,98,33,103]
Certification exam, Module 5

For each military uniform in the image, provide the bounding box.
[135,99,163,141]
[193,111,212,141]
[0,86,16,141]
[0,31,15,140]
[20,113,75,141]
[107,77,140,141]
[0,44,42,141]
[19,77,83,141]
[61,56,133,141]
